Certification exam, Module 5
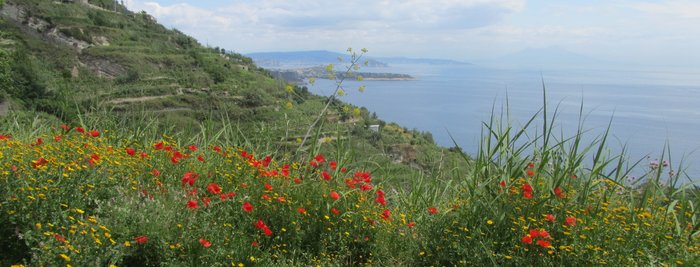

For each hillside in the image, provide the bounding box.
[0,0,465,178]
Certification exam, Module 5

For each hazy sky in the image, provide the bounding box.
[123,0,700,67]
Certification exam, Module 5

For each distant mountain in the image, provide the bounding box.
[487,47,605,68]
[247,50,472,68]
[373,56,471,65]
[246,50,389,68]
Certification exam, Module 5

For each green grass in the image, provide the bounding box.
[1,92,699,266]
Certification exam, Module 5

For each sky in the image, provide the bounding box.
[122,0,700,68]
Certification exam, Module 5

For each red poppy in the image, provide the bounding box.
[527,169,535,176]
[545,214,555,223]
[375,190,386,206]
[75,127,85,134]
[255,220,273,236]
[54,233,65,243]
[565,216,577,226]
[521,235,533,244]
[207,183,222,194]
[309,161,318,167]
[321,170,332,181]
[529,229,540,238]
[220,192,236,200]
[34,138,43,146]
[281,165,290,177]
[360,184,373,191]
[330,161,337,170]
[251,240,258,247]
[293,178,302,184]
[188,145,198,151]
[187,200,198,209]
[151,169,161,177]
[341,167,347,173]
[381,209,391,220]
[522,183,534,199]
[125,148,136,156]
[197,155,205,162]
[170,156,179,164]
[331,207,340,215]
[264,183,273,191]
[199,238,211,248]
[54,135,62,142]
[181,172,198,186]
[330,191,340,201]
[263,227,273,236]
[134,235,148,244]
[314,154,325,163]
[202,197,211,207]
[153,142,164,150]
[140,152,148,158]
[528,162,535,168]
[213,146,222,153]
[60,124,70,131]
[297,207,307,215]
[427,207,438,214]
[536,239,552,248]
[255,220,266,229]
[243,202,253,213]
[88,130,100,137]
[499,180,506,188]
[554,187,564,198]
[538,229,550,239]
[32,157,48,168]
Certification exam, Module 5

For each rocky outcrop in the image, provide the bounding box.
[80,55,126,79]
[1,2,123,78]
[0,2,93,52]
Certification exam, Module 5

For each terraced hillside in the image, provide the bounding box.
[0,0,466,181]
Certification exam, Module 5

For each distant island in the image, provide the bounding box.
[268,66,415,84]
[247,50,472,68]
[247,50,389,68]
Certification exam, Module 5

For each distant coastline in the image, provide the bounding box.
[268,66,415,84]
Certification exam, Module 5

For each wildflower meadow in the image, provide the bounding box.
[1,101,699,266]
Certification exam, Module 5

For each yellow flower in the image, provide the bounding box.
[60,254,71,262]
[487,220,494,225]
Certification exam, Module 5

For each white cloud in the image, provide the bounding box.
[632,0,700,19]
[119,0,700,66]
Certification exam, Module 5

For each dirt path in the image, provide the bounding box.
[0,100,8,116]
[107,95,172,104]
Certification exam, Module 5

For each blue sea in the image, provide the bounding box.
[308,64,700,181]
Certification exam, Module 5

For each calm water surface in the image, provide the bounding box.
[309,64,700,180]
